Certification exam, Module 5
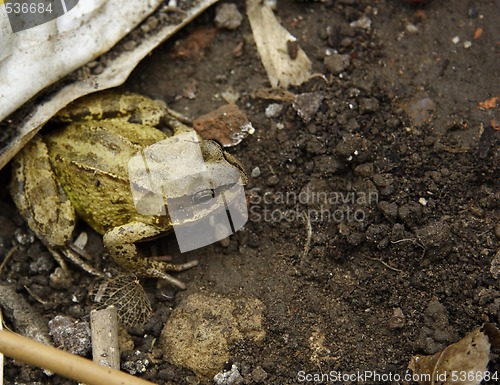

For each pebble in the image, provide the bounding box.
[250,366,268,382]
[27,243,54,274]
[372,173,394,188]
[495,224,500,240]
[324,53,350,74]
[251,167,261,178]
[293,92,324,123]
[14,228,34,246]
[350,15,371,30]
[388,307,406,330]
[353,163,374,177]
[266,174,280,186]
[265,103,283,118]
[123,40,137,51]
[213,364,244,385]
[358,97,379,114]
[214,3,243,30]
[121,350,150,375]
[405,23,419,34]
[490,250,500,279]
[306,137,326,155]
[48,315,91,356]
[141,16,158,33]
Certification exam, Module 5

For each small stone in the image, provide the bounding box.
[250,366,268,383]
[92,64,105,75]
[358,98,379,114]
[372,173,394,188]
[123,40,137,51]
[265,103,283,118]
[214,3,243,30]
[14,228,34,246]
[251,167,261,178]
[490,250,500,279]
[146,16,158,30]
[306,137,326,155]
[293,92,324,123]
[324,53,350,74]
[353,163,374,177]
[213,364,244,385]
[405,23,419,34]
[266,175,279,186]
[388,307,406,330]
[350,15,371,30]
[121,350,150,375]
[49,267,73,290]
[48,315,91,356]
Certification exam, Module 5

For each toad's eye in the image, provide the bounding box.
[193,189,216,205]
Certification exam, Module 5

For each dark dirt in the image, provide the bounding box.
[1,0,499,384]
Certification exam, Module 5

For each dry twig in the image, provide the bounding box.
[300,213,313,267]
[0,308,3,385]
[90,306,120,369]
[0,329,155,385]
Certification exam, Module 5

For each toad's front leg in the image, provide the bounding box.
[103,221,198,289]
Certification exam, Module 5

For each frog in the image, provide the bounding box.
[10,92,247,289]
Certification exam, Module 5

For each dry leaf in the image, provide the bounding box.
[246,0,312,88]
[408,326,492,385]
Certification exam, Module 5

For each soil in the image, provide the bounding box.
[1,0,499,384]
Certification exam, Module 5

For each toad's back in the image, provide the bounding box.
[45,121,167,234]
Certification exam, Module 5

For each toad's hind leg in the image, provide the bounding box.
[10,135,103,277]
[103,221,198,289]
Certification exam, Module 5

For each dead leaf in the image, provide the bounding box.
[408,326,492,385]
[246,0,312,88]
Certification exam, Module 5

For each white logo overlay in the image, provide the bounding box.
[128,130,248,253]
